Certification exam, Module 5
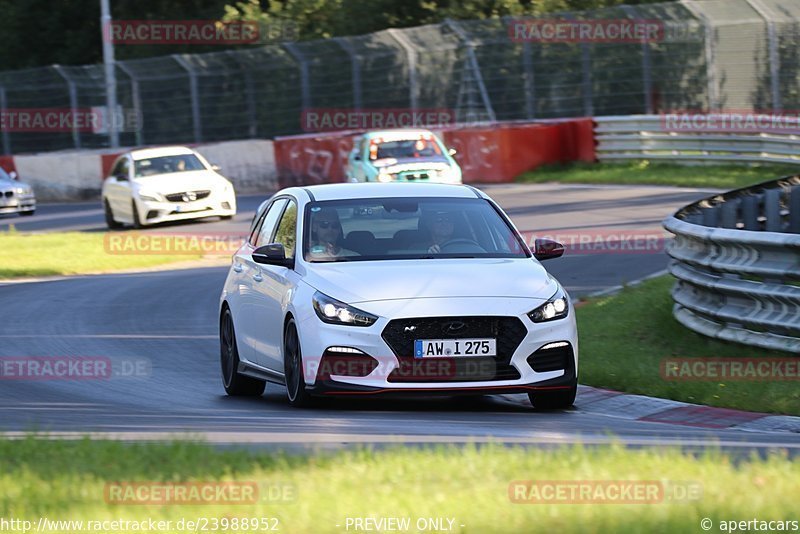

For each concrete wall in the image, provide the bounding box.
[0,139,278,202]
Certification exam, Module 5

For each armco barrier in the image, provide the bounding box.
[596,115,800,166]
[663,176,800,354]
[274,119,596,186]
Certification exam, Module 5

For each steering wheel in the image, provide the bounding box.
[438,238,483,252]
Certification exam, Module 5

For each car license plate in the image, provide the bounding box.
[414,338,496,358]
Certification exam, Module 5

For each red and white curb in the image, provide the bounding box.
[575,385,800,434]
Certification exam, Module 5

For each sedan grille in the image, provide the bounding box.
[165,190,211,203]
[381,316,527,382]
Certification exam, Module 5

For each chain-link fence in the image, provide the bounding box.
[1,0,799,155]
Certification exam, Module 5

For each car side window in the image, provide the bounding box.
[110,158,129,178]
[253,198,288,248]
[273,201,298,259]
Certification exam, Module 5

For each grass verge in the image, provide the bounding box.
[0,438,798,533]
[517,161,799,189]
[0,230,203,278]
[576,275,799,416]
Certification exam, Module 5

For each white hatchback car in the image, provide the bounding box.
[102,146,236,228]
[219,183,577,409]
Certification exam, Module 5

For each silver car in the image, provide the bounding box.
[0,168,35,217]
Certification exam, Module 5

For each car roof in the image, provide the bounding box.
[127,146,197,161]
[294,182,484,202]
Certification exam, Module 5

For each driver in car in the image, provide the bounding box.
[423,210,456,253]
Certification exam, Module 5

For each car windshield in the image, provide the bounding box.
[0,168,10,181]
[133,154,205,177]
[303,197,529,263]
[371,138,443,160]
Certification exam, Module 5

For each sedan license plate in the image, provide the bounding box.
[414,338,496,358]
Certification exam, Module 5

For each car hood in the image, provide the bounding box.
[302,258,557,304]
[133,170,228,194]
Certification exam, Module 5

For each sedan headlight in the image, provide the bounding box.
[377,171,393,183]
[137,191,161,202]
[312,291,378,327]
[528,285,569,323]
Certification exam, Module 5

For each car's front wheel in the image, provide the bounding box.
[284,318,315,407]
[104,199,122,229]
[131,200,143,229]
[220,307,266,396]
[528,383,577,410]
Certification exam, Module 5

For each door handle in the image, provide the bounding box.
[253,272,263,283]
[232,263,243,273]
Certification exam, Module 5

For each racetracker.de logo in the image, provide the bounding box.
[519,228,670,255]
[508,19,664,43]
[0,356,150,380]
[661,111,800,134]
[0,108,140,133]
[508,480,702,504]
[104,482,260,505]
[301,108,456,133]
[104,232,247,255]
[661,358,800,381]
[104,20,260,45]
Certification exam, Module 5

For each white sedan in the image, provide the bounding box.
[102,146,236,229]
[219,183,577,409]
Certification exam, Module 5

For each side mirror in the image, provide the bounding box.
[353,154,361,161]
[114,173,128,182]
[211,164,222,173]
[448,148,457,156]
[252,243,293,268]
[9,171,18,180]
[533,238,564,261]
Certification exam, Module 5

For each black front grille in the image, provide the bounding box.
[165,190,211,203]
[526,342,575,378]
[381,316,527,382]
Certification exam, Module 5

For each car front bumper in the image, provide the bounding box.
[0,194,36,214]
[294,296,578,396]
[135,193,236,225]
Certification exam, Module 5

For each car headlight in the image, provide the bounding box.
[528,285,569,323]
[312,291,378,327]
[377,171,393,183]
[137,191,161,202]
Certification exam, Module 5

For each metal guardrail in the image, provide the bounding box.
[663,176,800,354]
[596,115,800,166]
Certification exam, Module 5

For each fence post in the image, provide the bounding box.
[445,19,496,123]
[745,0,782,111]
[225,51,258,138]
[564,14,594,116]
[387,29,419,113]
[116,61,143,146]
[0,85,10,155]
[283,43,312,113]
[682,1,719,110]
[52,65,81,150]
[172,55,202,143]
[621,5,653,114]
[334,37,362,112]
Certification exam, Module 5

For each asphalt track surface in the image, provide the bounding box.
[3,183,797,453]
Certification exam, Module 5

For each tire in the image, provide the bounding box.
[220,307,266,396]
[20,209,35,217]
[284,318,315,407]
[528,384,577,410]
[104,200,122,230]
[131,199,143,229]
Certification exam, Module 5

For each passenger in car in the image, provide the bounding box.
[308,208,359,259]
